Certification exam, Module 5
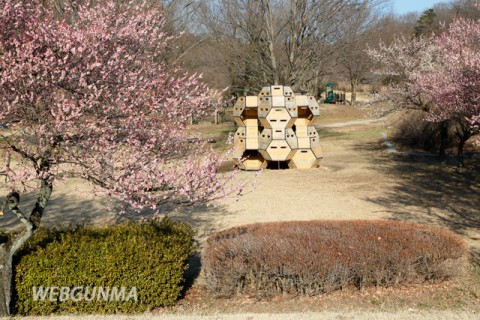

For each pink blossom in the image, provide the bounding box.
[368,8,480,146]
[0,0,242,215]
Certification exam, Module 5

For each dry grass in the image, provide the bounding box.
[315,105,370,124]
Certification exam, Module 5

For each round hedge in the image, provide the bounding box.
[203,220,468,297]
[13,218,195,315]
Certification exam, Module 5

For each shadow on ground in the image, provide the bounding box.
[0,184,232,257]
[1,188,230,290]
[352,140,480,266]
[0,189,118,232]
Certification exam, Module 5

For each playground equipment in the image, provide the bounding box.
[323,82,346,104]
[233,85,322,170]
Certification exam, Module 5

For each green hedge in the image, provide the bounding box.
[13,218,195,315]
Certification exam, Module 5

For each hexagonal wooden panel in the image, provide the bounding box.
[265,140,294,161]
[232,138,245,158]
[271,85,284,96]
[272,128,286,140]
[258,96,272,119]
[245,138,259,150]
[272,96,285,107]
[265,108,293,129]
[238,151,267,171]
[246,96,259,107]
[295,95,309,106]
[283,86,294,97]
[259,86,271,97]
[289,149,317,169]
[233,97,246,117]
[285,128,298,149]
[307,96,320,116]
[285,96,298,118]
[235,107,259,126]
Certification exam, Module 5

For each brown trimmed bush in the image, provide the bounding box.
[202,220,467,297]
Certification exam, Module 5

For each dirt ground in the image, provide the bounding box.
[5,310,480,320]
[1,104,479,318]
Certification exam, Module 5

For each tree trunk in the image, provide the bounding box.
[268,41,279,85]
[0,192,33,316]
[264,0,279,85]
[438,121,448,160]
[455,122,472,167]
[350,79,358,107]
[0,179,52,316]
[458,141,465,167]
[0,227,36,317]
[457,137,467,167]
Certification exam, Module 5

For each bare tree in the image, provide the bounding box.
[451,0,480,19]
[199,0,389,95]
[334,1,388,106]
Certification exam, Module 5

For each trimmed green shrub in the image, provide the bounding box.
[203,220,468,297]
[13,218,195,315]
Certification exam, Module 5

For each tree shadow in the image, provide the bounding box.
[352,139,480,266]
[0,188,121,233]
[1,184,232,293]
[471,248,480,268]
[1,182,231,235]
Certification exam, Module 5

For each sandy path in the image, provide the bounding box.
[193,152,394,241]
[4,310,479,320]
[316,118,381,128]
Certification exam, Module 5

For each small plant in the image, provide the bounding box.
[203,220,467,297]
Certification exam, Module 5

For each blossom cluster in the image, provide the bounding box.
[0,0,240,212]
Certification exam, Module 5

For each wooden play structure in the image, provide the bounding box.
[233,85,323,170]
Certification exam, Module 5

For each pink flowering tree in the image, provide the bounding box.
[0,1,238,315]
[367,35,440,114]
[414,14,480,164]
[367,35,453,156]
[368,7,480,163]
